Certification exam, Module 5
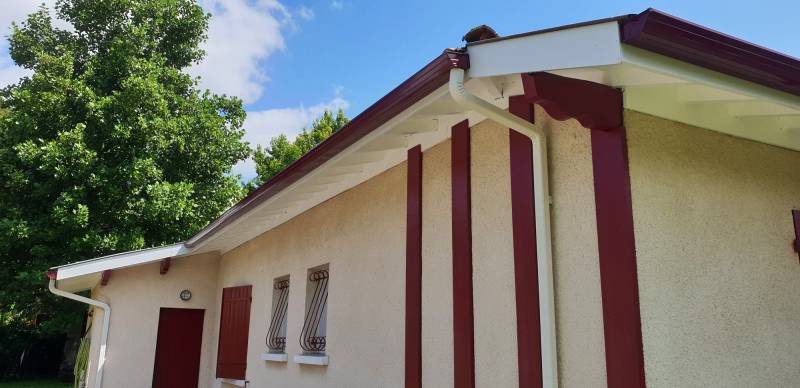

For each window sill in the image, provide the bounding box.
[217,378,248,387]
[260,352,288,362]
[294,354,329,366]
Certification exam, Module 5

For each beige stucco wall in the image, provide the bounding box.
[421,115,607,388]
[420,138,455,388]
[84,252,220,388]
[534,107,607,388]
[626,110,800,387]
[80,108,609,388]
[211,160,407,388]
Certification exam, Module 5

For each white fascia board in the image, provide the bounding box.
[466,21,622,78]
[55,243,190,280]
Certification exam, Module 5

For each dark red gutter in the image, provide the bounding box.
[621,8,800,97]
[185,49,469,248]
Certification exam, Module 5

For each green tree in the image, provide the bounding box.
[0,0,250,375]
[250,109,348,187]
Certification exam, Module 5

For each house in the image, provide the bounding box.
[47,8,800,388]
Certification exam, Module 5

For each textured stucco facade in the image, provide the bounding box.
[85,253,220,388]
[211,153,407,388]
[81,110,800,388]
[626,110,800,387]
[81,113,609,388]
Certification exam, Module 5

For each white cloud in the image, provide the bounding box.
[0,0,336,184]
[0,55,30,87]
[232,96,350,180]
[191,0,292,104]
[297,6,315,21]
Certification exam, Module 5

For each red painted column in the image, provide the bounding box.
[508,96,543,388]
[521,72,646,388]
[591,126,647,388]
[791,209,799,261]
[406,145,423,388]
[451,120,475,388]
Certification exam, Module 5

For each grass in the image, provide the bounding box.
[0,380,71,388]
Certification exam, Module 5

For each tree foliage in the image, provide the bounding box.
[0,0,250,373]
[250,109,348,188]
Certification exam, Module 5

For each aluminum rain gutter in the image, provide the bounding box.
[448,68,558,388]
[48,276,110,388]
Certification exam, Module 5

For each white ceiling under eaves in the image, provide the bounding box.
[550,46,800,152]
[467,20,800,152]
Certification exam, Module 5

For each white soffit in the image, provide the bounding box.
[56,243,189,280]
[192,78,510,254]
[466,21,622,78]
[549,46,800,152]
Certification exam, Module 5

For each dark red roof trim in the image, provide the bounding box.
[622,8,800,97]
[185,49,469,248]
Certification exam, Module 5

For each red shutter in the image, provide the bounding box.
[216,285,252,380]
[792,209,800,260]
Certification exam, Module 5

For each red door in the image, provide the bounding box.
[152,308,205,388]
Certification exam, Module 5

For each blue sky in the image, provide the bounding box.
[1,0,798,180]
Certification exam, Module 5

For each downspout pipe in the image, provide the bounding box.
[448,68,558,388]
[49,277,110,388]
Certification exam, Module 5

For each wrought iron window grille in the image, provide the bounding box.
[300,268,329,353]
[266,278,290,353]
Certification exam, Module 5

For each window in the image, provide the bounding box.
[266,276,290,353]
[216,285,252,380]
[300,265,329,354]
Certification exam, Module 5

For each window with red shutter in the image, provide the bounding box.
[216,285,253,380]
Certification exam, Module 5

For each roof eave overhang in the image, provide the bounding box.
[621,8,800,97]
[184,49,470,250]
[50,242,191,292]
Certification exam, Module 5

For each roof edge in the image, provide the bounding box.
[185,49,470,249]
[52,242,189,280]
[621,8,800,96]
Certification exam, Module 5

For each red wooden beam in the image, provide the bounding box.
[591,126,646,388]
[521,73,646,388]
[101,270,112,286]
[405,145,423,388]
[792,209,800,261]
[160,257,172,275]
[508,96,543,388]
[451,120,475,388]
[521,72,622,131]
